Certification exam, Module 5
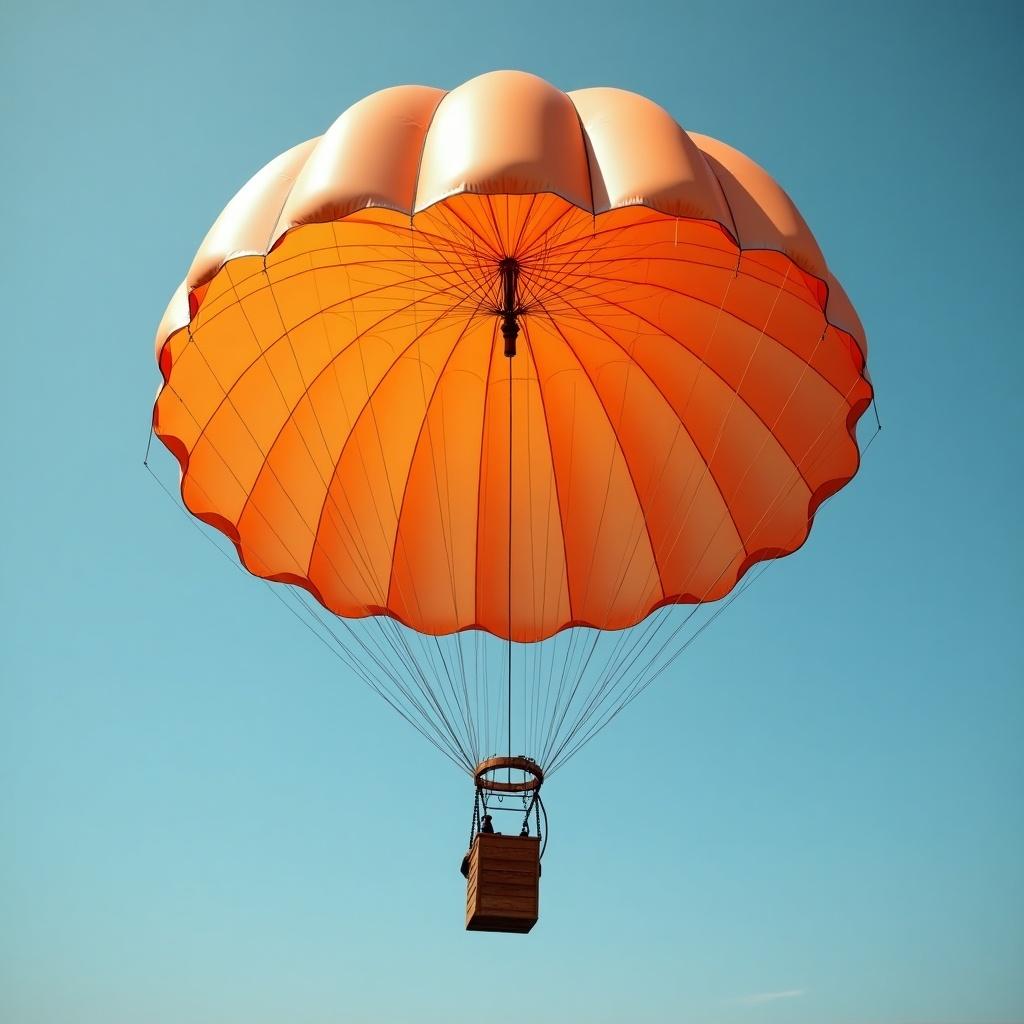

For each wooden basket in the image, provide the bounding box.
[465,832,540,933]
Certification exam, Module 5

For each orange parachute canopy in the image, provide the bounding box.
[154,71,871,644]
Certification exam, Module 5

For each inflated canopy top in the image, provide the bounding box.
[154,70,872,642]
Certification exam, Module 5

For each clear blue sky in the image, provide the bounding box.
[2,2,1022,1022]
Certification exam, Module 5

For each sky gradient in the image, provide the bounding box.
[2,2,1022,1022]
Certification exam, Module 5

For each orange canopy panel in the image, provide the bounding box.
[153,71,871,643]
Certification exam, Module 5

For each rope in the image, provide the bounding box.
[507,293,514,769]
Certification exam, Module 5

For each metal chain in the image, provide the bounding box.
[469,786,481,849]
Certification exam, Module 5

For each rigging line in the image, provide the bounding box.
[546,610,714,774]
[279,586,467,769]
[649,318,831,608]
[523,318,647,767]
[547,374,873,774]
[363,608,478,767]
[515,195,580,260]
[537,612,591,771]
[550,371,841,767]
[425,630,475,761]
[519,302,555,759]
[288,591,473,772]
[544,611,676,770]
[143,461,245,575]
[386,620,476,767]
[508,336,513,762]
[520,236,740,280]
[307,387,479,765]
[351,625,460,754]
[180,277,475,574]
[474,628,483,759]
[536,245,793,288]
[429,200,504,263]
[544,258,738,628]
[406,230,481,762]
[339,212,507,267]
[532,375,583,765]
[406,216,504,319]
[483,634,492,761]
[541,628,605,771]
[565,316,832,728]
[578,531,790,753]
[483,194,509,260]
[520,323,597,764]
[510,193,539,260]
[860,421,882,457]
[538,628,600,769]
[473,319,511,759]
[541,262,805,487]
[181,250,480,373]
[157,396,477,768]
[415,319,484,764]
[520,295,740,715]
[162,370,391,674]
[304,242,415,606]
[333,274,488,546]
[456,630,478,767]
[542,251,840,389]
[544,228,806,761]
[515,329,552,569]
[300,283,485,762]
[400,234,503,276]
[518,307,542,757]
[452,633,477,768]
[159,381,338,589]
[260,252,352,490]
[144,455,471,771]
[408,210,493,279]
[532,552,573,761]
[526,196,576,275]
[161,376,465,744]
[553,269,853,412]
[525,230,678,309]
[538,267,789,721]
[374,609,476,766]
[549,427,831,771]
[319,317,460,598]
[473,320,502,759]
[300,404,476,765]
[544,308,657,618]
[188,237,490,282]
[521,237,642,321]
[526,312,656,766]
[539,632,572,765]
[285,578,470,761]
[550,515,805,773]
[440,196,506,262]
[519,213,645,265]
[184,216,681,337]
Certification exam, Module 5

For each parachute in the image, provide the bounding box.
[151,71,873,930]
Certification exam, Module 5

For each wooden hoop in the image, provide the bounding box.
[474,755,544,793]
